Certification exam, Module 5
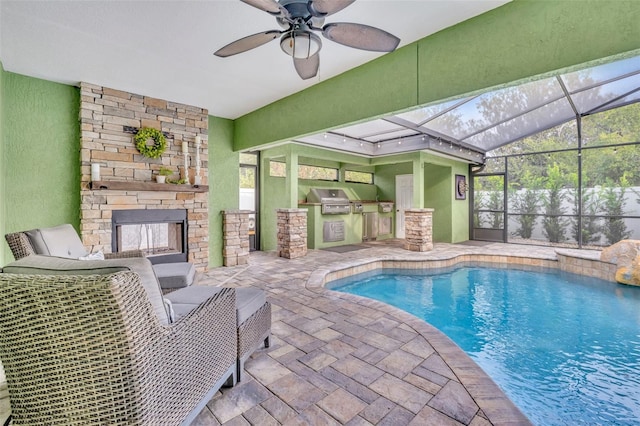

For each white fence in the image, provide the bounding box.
[475,186,640,245]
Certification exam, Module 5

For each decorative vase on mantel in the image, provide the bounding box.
[156,175,166,184]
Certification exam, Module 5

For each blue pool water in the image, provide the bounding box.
[330,267,640,425]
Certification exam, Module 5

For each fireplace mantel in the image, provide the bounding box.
[89,181,208,193]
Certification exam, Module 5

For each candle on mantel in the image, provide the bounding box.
[194,136,202,185]
[91,163,101,181]
[182,141,189,183]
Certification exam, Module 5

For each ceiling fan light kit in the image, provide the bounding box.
[280,30,322,59]
[214,0,400,80]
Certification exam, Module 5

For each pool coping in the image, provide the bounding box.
[304,248,617,425]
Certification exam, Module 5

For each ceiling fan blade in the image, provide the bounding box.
[214,30,280,57]
[240,0,283,15]
[323,23,400,52]
[294,54,320,80]
[308,0,355,16]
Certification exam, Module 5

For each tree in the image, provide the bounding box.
[487,188,503,229]
[542,163,567,243]
[473,175,504,229]
[511,171,542,239]
[473,191,485,228]
[240,167,255,188]
[568,173,601,244]
[599,175,632,244]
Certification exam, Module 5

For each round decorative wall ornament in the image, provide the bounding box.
[134,127,167,159]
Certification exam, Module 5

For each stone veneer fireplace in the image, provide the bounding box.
[79,83,209,271]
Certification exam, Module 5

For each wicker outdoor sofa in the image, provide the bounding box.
[0,225,272,424]
[5,224,272,378]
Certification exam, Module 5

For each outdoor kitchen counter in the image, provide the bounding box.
[299,203,395,249]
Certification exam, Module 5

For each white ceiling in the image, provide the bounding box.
[0,0,509,119]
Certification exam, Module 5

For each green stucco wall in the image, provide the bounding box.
[372,154,469,243]
[374,162,413,202]
[1,72,79,265]
[424,165,452,243]
[0,61,5,264]
[208,116,238,267]
[450,166,470,243]
[234,0,640,150]
[422,155,469,243]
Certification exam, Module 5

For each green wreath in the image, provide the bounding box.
[134,127,167,159]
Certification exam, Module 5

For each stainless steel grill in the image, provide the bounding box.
[307,188,351,215]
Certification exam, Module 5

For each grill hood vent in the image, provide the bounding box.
[306,188,350,204]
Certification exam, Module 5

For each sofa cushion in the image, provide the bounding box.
[25,224,88,259]
[235,288,267,325]
[153,262,196,289]
[166,286,266,325]
[165,286,223,322]
[1,255,170,325]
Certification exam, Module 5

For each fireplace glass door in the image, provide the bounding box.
[117,222,183,257]
[112,209,188,264]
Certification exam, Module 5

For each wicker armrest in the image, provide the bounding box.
[4,232,36,260]
[138,282,238,422]
[105,249,146,259]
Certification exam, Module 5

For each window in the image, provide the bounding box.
[269,161,286,177]
[345,170,374,184]
[239,152,258,165]
[299,165,338,181]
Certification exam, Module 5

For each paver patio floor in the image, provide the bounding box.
[191,240,568,425]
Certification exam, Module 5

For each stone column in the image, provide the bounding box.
[222,210,251,266]
[277,208,307,259]
[404,208,434,252]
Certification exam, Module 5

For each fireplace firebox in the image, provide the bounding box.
[112,209,187,264]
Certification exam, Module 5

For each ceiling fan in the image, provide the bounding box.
[214,0,401,80]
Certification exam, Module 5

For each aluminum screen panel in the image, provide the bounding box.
[462,97,575,150]
[396,97,472,126]
[301,53,640,157]
[337,119,404,139]
[422,77,566,141]
[570,73,640,114]
[562,56,640,92]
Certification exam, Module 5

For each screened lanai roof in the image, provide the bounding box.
[295,54,640,162]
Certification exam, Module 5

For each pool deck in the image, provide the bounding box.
[0,240,609,425]
[189,240,606,425]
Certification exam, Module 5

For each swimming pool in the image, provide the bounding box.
[330,266,640,425]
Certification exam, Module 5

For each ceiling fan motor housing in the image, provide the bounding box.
[276,0,325,29]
